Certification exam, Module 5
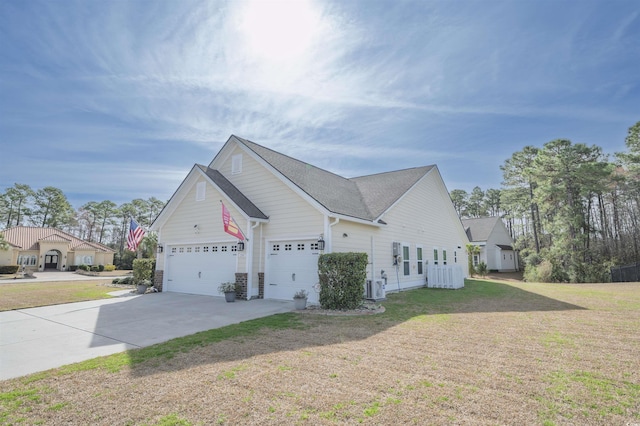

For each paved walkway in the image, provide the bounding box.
[0,271,129,284]
[0,292,294,380]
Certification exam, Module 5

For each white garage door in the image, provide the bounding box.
[165,243,237,296]
[265,240,320,303]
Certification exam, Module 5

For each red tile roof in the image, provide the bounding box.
[1,227,114,252]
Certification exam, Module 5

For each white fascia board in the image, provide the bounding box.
[230,137,333,218]
[196,166,268,223]
[208,135,237,169]
[328,213,384,228]
[374,167,435,223]
[150,165,200,231]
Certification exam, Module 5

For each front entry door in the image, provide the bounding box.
[45,255,58,269]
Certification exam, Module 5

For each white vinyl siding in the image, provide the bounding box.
[215,145,324,295]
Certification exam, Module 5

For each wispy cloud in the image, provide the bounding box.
[1,0,638,207]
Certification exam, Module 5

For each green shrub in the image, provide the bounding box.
[318,252,367,310]
[476,262,488,277]
[114,250,136,270]
[98,264,105,272]
[68,265,78,271]
[77,264,90,271]
[133,258,156,285]
[104,264,116,272]
[0,265,20,274]
[524,259,554,283]
[90,265,100,272]
[111,276,134,285]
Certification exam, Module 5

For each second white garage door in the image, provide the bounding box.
[165,243,237,296]
[265,239,320,303]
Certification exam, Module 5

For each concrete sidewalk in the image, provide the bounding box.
[0,270,129,284]
[0,293,294,380]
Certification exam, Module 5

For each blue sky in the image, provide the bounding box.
[1,0,638,209]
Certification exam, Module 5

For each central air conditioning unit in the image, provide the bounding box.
[366,279,386,301]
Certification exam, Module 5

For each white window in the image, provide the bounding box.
[186,247,192,253]
[416,246,423,275]
[83,255,93,265]
[443,250,447,265]
[30,255,37,266]
[402,245,410,276]
[195,246,200,253]
[196,181,205,201]
[231,245,238,252]
[171,247,177,253]
[232,154,242,174]
[297,243,305,250]
[433,248,439,265]
[473,254,479,266]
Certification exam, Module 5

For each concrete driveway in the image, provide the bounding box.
[0,293,294,380]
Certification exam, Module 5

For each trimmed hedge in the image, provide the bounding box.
[0,265,20,274]
[104,264,116,272]
[133,258,156,285]
[77,264,90,271]
[318,252,368,310]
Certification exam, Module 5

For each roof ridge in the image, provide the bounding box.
[233,136,374,220]
[351,165,434,181]
[233,135,354,184]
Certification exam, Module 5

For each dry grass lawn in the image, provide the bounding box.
[1,279,639,425]
[0,280,132,311]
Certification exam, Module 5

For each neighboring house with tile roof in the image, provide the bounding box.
[0,226,115,271]
[462,217,518,272]
[151,135,470,302]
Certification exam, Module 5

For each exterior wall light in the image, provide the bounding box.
[237,241,245,251]
[317,236,325,251]
[157,244,164,253]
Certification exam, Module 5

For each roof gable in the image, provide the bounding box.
[352,166,435,219]
[1,227,114,252]
[232,136,373,220]
[461,217,501,242]
[39,234,72,243]
[197,165,268,220]
[225,136,435,222]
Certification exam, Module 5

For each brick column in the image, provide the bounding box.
[258,272,264,299]
[154,270,164,292]
[235,273,248,300]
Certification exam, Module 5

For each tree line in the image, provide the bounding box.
[0,185,165,264]
[450,120,640,283]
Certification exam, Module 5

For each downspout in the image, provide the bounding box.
[324,216,340,252]
[246,220,261,300]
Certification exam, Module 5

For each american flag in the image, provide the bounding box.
[127,219,145,251]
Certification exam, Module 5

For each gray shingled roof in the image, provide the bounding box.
[197,165,268,220]
[461,217,501,242]
[234,136,434,222]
